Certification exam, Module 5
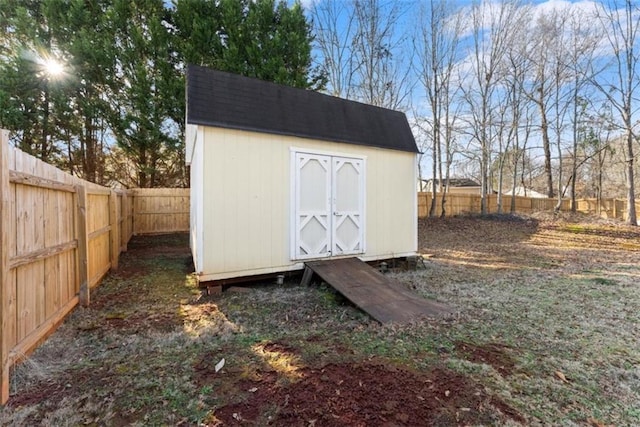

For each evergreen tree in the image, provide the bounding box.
[108,0,182,188]
[0,0,320,187]
[45,0,116,183]
[174,0,322,89]
[0,0,63,160]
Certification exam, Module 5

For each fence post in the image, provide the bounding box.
[109,190,119,271]
[76,185,90,307]
[1,130,11,404]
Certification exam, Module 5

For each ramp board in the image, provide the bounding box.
[302,257,453,324]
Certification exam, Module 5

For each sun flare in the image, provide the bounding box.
[44,58,64,77]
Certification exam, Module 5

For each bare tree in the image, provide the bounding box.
[573,102,615,213]
[520,9,572,200]
[309,0,358,98]
[592,0,639,225]
[563,12,601,211]
[501,32,534,213]
[415,0,462,217]
[351,0,414,109]
[310,0,414,110]
[492,78,518,214]
[461,0,527,214]
[550,19,574,211]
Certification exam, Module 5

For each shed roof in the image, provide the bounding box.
[186,65,418,153]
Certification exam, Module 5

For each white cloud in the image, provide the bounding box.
[299,0,320,11]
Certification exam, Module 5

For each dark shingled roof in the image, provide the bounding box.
[186,65,418,153]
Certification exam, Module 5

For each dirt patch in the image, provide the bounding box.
[103,311,181,333]
[455,342,517,376]
[7,379,69,407]
[111,264,150,279]
[88,285,142,310]
[214,362,525,426]
[193,353,226,388]
[260,341,300,356]
[419,215,539,249]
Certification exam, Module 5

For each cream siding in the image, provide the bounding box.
[198,126,416,281]
[190,129,204,273]
[185,123,198,165]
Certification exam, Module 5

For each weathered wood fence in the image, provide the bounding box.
[0,131,189,404]
[418,192,638,220]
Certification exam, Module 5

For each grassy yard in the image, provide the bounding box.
[2,213,639,426]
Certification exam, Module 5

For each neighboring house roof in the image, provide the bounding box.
[423,178,480,187]
[186,65,419,153]
[503,186,547,198]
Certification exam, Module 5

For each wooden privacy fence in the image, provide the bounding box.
[133,188,190,234]
[418,192,639,220]
[0,131,189,404]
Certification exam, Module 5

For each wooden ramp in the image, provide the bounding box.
[302,257,453,324]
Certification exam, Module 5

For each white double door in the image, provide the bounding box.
[293,152,365,260]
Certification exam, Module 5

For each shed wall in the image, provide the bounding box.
[197,126,416,281]
[189,128,204,273]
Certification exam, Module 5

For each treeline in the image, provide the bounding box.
[309,0,639,224]
[0,0,320,188]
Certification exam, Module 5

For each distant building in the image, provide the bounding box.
[503,186,547,199]
[419,178,481,194]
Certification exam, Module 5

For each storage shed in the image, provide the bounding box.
[185,65,419,283]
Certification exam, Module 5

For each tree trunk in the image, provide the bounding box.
[480,100,489,215]
[436,112,444,218]
[596,148,604,216]
[497,163,504,214]
[41,81,50,161]
[138,146,148,188]
[625,128,637,225]
[570,89,578,212]
[538,95,553,198]
[429,138,437,217]
[510,155,518,213]
[83,116,97,183]
[555,134,563,212]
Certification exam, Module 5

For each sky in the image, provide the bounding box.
[300,0,639,181]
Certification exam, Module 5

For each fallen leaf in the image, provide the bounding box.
[395,413,409,422]
[587,417,612,427]
[554,370,569,383]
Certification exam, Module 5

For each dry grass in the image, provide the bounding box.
[1,216,639,426]
[408,214,640,425]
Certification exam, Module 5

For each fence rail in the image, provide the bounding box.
[0,131,189,403]
[418,192,638,220]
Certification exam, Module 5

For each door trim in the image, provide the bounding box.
[331,156,366,256]
[292,152,332,260]
[290,148,366,261]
